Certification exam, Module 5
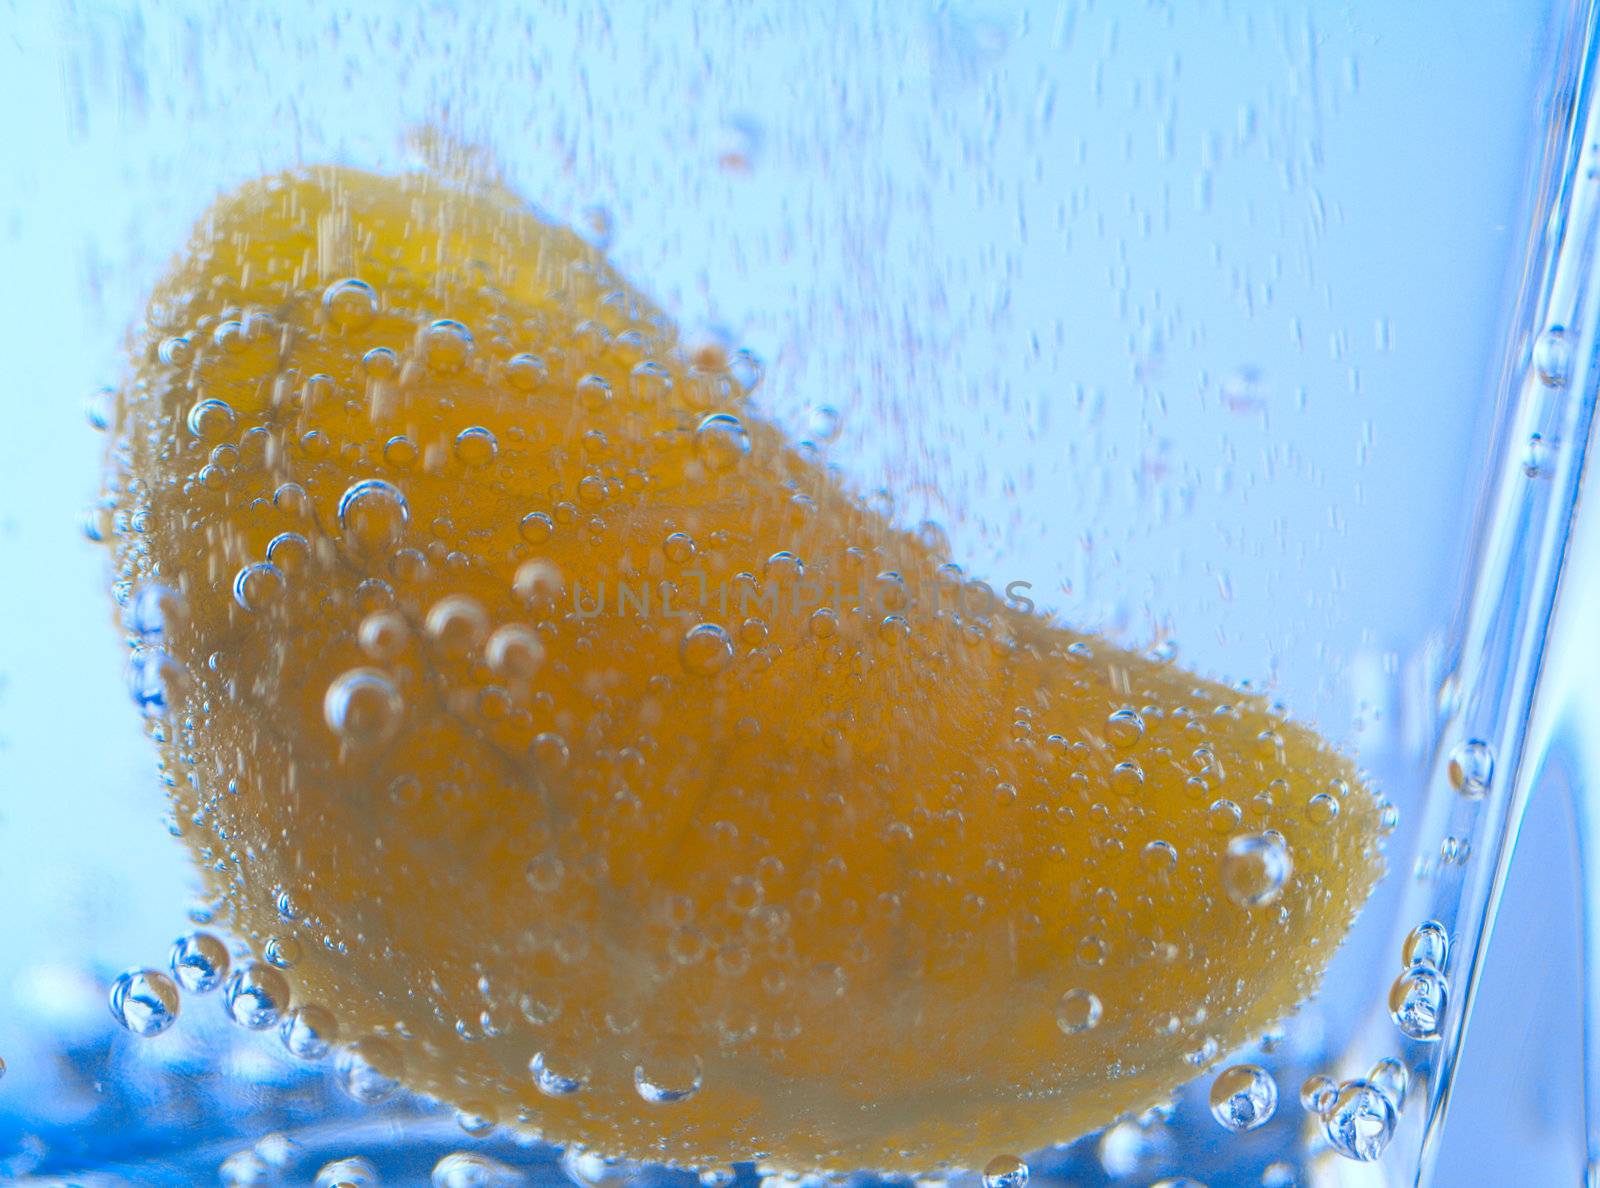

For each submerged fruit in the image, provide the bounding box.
[101,164,1385,1172]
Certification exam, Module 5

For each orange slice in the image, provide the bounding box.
[102,164,1386,1172]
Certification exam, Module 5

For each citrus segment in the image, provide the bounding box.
[102,165,1386,1172]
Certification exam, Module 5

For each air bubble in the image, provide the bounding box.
[1447,739,1493,798]
[807,405,842,443]
[280,1003,339,1060]
[631,360,673,403]
[681,623,735,676]
[130,584,186,642]
[1055,988,1102,1034]
[158,336,193,367]
[664,532,697,564]
[486,624,544,679]
[427,595,490,656]
[1323,1079,1397,1162]
[264,935,303,969]
[232,562,285,612]
[1300,1073,1337,1115]
[336,1037,404,1104]
[432,1152,525,1187]
[1367,1057,1409,1107]
[1109,761,1145,797]
[315,1156,379,1188]
[355,611,407,661]
[220,1150,270,1185]
[1106,708,1145,747]
[506,353,548,391]
[764,550,804,583]
[520,512,555,544]
[455,1102,497,1136]
[384,436,418,468]
[1142,840,1178,877]
[633,1052,704,1103]
[980,1155,1028,1188]
[1306,792,1340,824]
[1220,832,1292,907]
[265,531,310,576]
[728,348,764,393]
[455,426,498,468]
[127,650,188,718]
[324,668,404,745]
[420,319,473,371]
[363,346,399,377]
[525,853,565,893]
[170,931,230,994]
[1403,920,1449,970]
[223,962,291,1030]
[1524,432,1552,477]
[1185,1036,1220,1066]
[1207,799,1242,834]
[1389,966,1447,1040]
[1208,1063,1277,1132]
[187,398,237,441]
[1534,327,1571,387]
[322,278,378,329]
[338,479,410,552]
[695,413,752,472]
[560,377,608,417]
[109,968,180,1037]
[514,560,564,608]
[530,1050,585,1096]
[1379,802,1401,833]
[82,504,112,543]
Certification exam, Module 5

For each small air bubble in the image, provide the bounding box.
[1055,988,1102,1034]
[454,426,498,468]
[1534,327,1571,387]
[1447,739,1493,798]
[280,1004,339,1060]
[1106,708,1145,747]
[337,479,409,552]
[323,668,403,745]
[335,1037,404,1104]
[1403,920,1449,970]
[419,319,473,372]
[681,623,735,676]
[1323,1080,1397,1162]
[980,1155,1029,1188]
[529,1050,585,1096]
[1209,1064,1277,1132]
[223,962,291,1030]
[169,931,230,994]
[1109,761,1145,797]
[695,413,752,472]
[1389,966,1448,1040]
[186,398,236,441]
[633,1053,704,1103]
[109,968,180,1037]
[1221,832,1292,907]
[506,353,548,391]
[1300,1073,1337,1115]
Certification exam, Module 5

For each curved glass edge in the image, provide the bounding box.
[1322,1,1600,1184]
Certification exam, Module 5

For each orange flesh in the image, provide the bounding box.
[102,165,1385,1172]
